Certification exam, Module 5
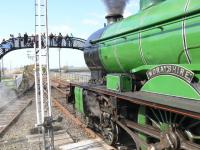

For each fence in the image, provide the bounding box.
[51,72,91,83]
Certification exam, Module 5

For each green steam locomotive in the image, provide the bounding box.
[70,0,200,149]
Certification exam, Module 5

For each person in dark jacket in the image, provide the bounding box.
[18,33,21,48]
[69,33,73,47]
[24,32,28,46]
[65,34,70,47]
[57,33,63,47]
[9,34,15,48]
[1,39,6,44]
[49,33,54,46]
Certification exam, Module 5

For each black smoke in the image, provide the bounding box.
[102,0,130,15]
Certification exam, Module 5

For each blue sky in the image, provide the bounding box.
[0,0,139,69]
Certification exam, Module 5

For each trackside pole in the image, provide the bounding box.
[34,0,54,149]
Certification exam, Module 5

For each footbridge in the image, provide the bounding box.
[0,35,86,59]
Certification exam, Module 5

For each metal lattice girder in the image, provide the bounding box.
[34,0,54,149]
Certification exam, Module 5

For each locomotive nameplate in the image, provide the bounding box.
[146,65,194,83]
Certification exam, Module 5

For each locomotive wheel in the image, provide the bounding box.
[102,120,119,145]
[138,106,200,150]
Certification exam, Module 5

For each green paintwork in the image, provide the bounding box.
[141,75,200,100]
[196,74,200,81]
[138,106,171,150]
[106,74,132,92]
[74,87,84,113]
[185,13,200,64]
[140,0,166,10]
[97,0,200,74]
[138,106,147,150]
[138,107,172,150]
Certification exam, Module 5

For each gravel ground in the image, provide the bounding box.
[0,89,90,150]
[52,89,89,142]
[0,91,36,150]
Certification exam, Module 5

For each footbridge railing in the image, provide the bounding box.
[0,35,86,59]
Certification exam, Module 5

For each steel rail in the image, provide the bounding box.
[52,99,97,138]
[0,98,32,137]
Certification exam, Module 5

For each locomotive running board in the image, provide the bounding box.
[72,83,200,119]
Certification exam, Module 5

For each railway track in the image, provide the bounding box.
[51,78,116,150]
[0,94,32,137]
[53,99,97,139]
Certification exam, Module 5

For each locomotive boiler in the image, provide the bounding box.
[69,0,200,149]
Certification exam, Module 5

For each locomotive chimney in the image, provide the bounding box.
[105,14,123,24]
[102,0,128,25]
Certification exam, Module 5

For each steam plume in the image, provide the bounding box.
[102,0,130,15]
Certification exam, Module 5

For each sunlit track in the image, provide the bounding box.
[51,79,97,138]
[51,78,116,150]
[53,99,97,139]
[0,96,32,137]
